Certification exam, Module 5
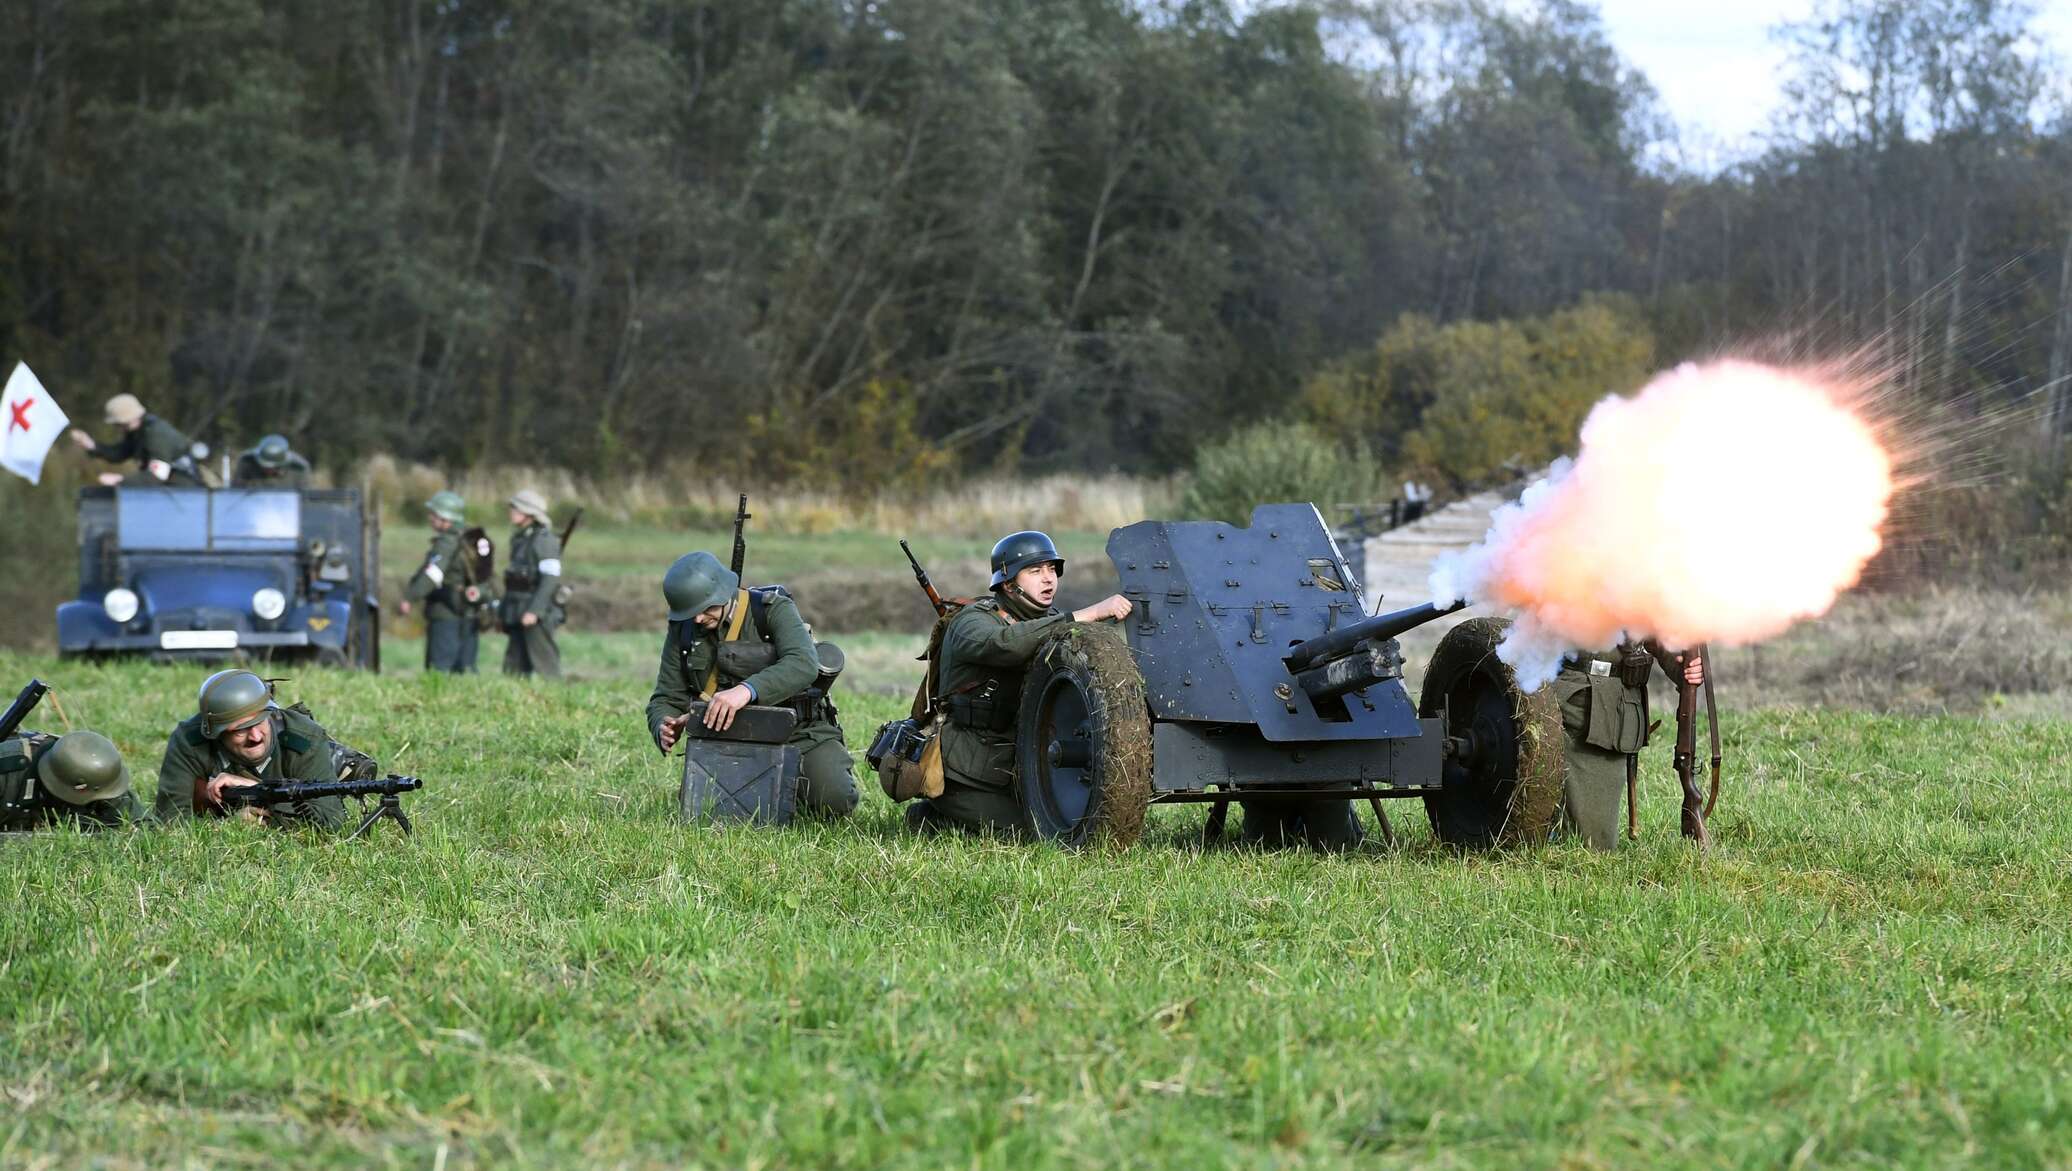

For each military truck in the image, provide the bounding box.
[56,485,381,668]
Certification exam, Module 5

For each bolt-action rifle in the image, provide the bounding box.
[1670,645,1714,848]
[559,506,585,550]
[900,539,948,617]
[730,494,751,578]
[0,680,50,742]
[221,774,425,841]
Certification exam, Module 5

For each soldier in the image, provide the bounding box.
[67,394,204,486]
[500,488,564,678]
[1,729,144,832]
[905,530,1132,836]
[647,551,857,817]
[232,433,313,488]
[1551,641,1705,848]
[153,669,377,831]
[399,491,483,673]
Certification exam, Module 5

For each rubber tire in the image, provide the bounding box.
[1014,626,1154,848]
[1418,616,1564,848]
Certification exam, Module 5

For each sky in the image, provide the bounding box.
[1589,0,2072,171]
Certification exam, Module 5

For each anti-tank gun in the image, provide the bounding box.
[1013,503,1566,849]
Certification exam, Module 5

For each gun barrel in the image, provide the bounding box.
[1283,601,1465,673]
[0,680,50,742]
[228,775,425,805]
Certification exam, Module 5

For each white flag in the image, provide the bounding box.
[1,362,71,485]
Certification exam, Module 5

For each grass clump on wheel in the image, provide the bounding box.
[1418,616,1565,848]
[1015,624,1153,848]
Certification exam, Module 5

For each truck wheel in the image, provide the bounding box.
[1015,626,1153,848]
[1418,616,1564,848]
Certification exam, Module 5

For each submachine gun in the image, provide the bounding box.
[220,775,425,841]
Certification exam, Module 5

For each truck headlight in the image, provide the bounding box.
[252,588,287,621]
[103,588,140,624]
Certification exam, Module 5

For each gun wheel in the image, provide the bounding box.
[1419,616,1564,848]
[1016,626,1153,848]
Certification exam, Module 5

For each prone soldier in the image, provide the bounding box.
[904,530,1131,836]
[1551,641,1705,848]
[400,490,485,673]
[153,669,378,831]
[67,394,204,486]
[232,433,313,488]
[1,730,143,832]
[647,551,857,818]
[500,489,564,678]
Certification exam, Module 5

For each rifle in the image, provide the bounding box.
[1670,645,1713,848]
[900,539,948,617]
[559,506,585,550]
[0,680,50,742]
[221,774,424,841]
[730,494,751,578]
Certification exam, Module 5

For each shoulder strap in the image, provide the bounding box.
[702,588,752,695]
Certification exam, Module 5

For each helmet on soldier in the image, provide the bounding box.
[37,731,131,806]
[198,669,274,738]
[508,488,551,525]
[989,530,1065,590]
[255,434,292,468]
[662,551,740,622]
[104,394,146,426]
[425,490,466,524]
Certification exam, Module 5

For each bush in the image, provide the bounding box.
[1177,420,1381,524]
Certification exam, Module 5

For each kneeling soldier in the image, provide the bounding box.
[153,670,376,831]
[400,490,483,673]
[647,552,856,818]
[905,530,1131,836]
[1552,641,1704,848]
[1,730,143,831]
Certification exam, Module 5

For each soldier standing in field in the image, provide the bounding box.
[399,491,483,674]
[153,670,378,831]
[500,488,564,678]
[646,551,857,818]
[231,433,313,488]
[904,530,1132,836]
[1551,641,1704,848]
[1,729,144,832]
[67,394,204,486]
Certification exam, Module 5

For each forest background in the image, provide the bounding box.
[3,0,2071,581]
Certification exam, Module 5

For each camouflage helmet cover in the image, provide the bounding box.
[662,551,740,622]
[198,669,275,738]
[426,490,466,524]
[508,488,551,524]
[37,731,132,806]
[989,530,1065,590]
[254,434,292,467]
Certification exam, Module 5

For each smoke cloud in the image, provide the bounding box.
[1430,359,1895,689]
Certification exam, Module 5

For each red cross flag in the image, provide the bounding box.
[2,362,71,485]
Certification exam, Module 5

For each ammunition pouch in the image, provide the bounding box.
[870,716,943,801]
[503,571,536,593]
[716,639,779,681]
[1554,670,1649,754]
[945,681,1015,732]
[1616,646,1654,689]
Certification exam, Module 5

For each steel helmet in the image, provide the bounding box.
[104,394,146,426]
[508,488,551,524]
[662,551,739,622]
[989,530,1064,590]
[198,669,274,738]
[255,434,292,468]
[38,731,131,806]
[425,490,466,524]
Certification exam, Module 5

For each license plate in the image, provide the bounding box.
[161,630,239,650]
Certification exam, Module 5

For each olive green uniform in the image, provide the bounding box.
[1550,644,1661,849]
[0,733,145,831]
[646,587,855,816]
[406,527,480,673]
[152,705,365,830]
[86,414,203,485]
[909,596,1071,835]
[232,450,312,488]
[501,521,563,678]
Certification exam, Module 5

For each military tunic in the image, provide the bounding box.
[908,595,1070,835]
[152,706,359,831]
[86,414,203,485]
[0,732,145,832]
[1550,644,1661,849]
[232,450,313,488]
[647,586,855,816]
[406,527,479,673]
[501,521,563,678]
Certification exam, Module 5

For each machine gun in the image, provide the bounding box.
[221,774,424,841]
[0,680,50,742]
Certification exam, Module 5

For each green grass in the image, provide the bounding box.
[3,652,2069,1168]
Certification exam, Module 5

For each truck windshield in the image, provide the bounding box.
[115,489,300,551]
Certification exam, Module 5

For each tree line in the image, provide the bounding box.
[2,0,2067,488]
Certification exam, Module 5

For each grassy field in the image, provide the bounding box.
[3,651,2068,1168]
